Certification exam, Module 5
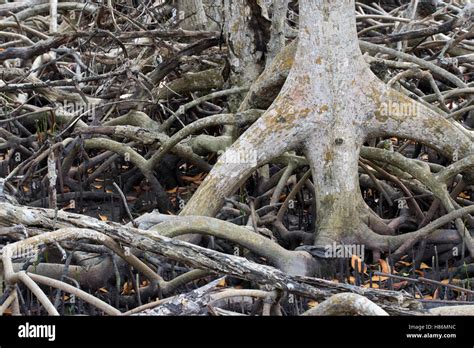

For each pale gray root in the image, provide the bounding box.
[209,289,274,303]
[16,271,59,315]
[146,109,264,171]
[80,125,211,172]
[190,135,232,155]
[28,273,121,315]
[3,228,162,285]
[150,216,317,276]
[361,147,474,254]
[153,68,224,100]
[84,138,171,213]
[180,103,304,218]
[302,293,389,316]
[0,290,17,316]
[429,305,474,316]
[1,227,214,315]
[12,257,118,290]
[104,110,161,131]
[357,206,474,252]
[368,86,474,169]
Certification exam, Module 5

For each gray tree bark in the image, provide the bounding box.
[181,0,473,258]
[223,0,270,110]
[176,0,208,30]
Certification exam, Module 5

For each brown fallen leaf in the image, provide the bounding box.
[397,260,412,267]
[379,259,391,274]
[167,187,178,193]
[363,283,379,289]
[420,262,431,270]
[392,281,408,290]
[181,173,206,184]
[351,255,367,273]
[371,275,389,282]
[98,214,108,221]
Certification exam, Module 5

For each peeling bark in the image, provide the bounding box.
[223,0,270,109]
